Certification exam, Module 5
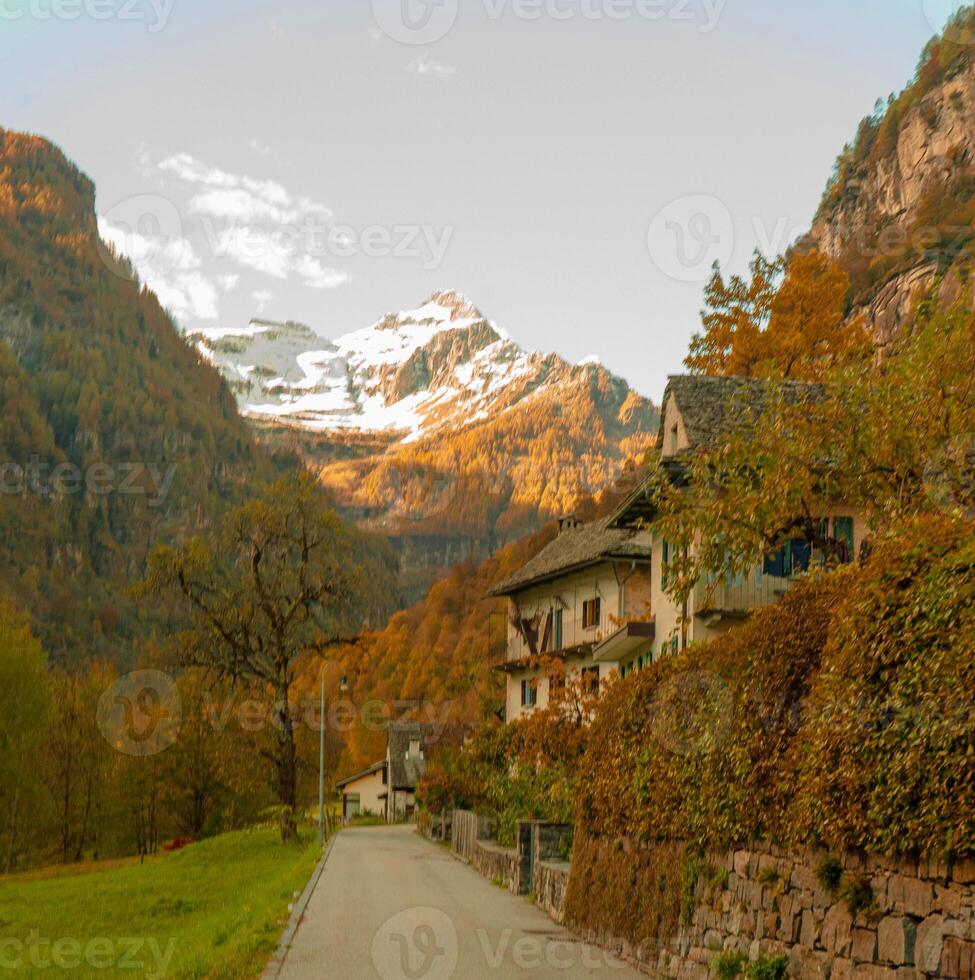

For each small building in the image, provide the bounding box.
[337,761,386,821]
[337,722,435,823]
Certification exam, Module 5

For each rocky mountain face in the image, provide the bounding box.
[194,291,658,602]
[810,20,975,348]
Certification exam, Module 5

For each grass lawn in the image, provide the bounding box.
[0,827,321,979]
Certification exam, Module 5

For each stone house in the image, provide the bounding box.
[337,722,434,822]
[491,375,869,718]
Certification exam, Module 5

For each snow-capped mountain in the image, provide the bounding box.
[192,291,636,444]
[193,291,659,604]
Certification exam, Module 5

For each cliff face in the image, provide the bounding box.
[810,22,975,348]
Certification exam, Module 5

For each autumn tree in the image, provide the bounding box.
[655,300,975,608]
[142,473,396,840]
[0,602,50,872]
[686,250,868,380]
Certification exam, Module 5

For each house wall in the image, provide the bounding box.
[651,511,870,659]
[660,392,690,458]
[341,768,386,819]
[504,554,652,722]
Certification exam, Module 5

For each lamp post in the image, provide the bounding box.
[318,666,349,851]
[318,670,326,851]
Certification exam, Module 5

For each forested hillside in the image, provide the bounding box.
[0,129,278,665]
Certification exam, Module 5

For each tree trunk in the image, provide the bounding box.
[275,692,298,842]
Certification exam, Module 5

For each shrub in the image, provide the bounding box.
[713,951,748,979]
[792,518,975,857]
[575,575,846,850]
[840,874,876,917]
[816,854,844,894]
[747,954,789,980]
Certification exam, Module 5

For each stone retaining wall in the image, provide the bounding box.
[534,860,571,924]
[450,810,521,894]
[571,838,975,979]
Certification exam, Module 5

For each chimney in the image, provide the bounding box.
[558,515,580,534]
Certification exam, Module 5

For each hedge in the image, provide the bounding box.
[575,515,975,859]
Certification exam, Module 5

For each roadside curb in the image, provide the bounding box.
[262,834,337,980]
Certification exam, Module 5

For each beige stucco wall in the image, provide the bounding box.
[341,767,386,818]
[504,552,652,722]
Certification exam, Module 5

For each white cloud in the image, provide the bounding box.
[295,255,349,290]
[98,216,219,322]
[253,289,274,314]
[408,53,457,78]
[217,274,240,291]
[150,151,347,293]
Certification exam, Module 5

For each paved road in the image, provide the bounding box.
[276,825,642,979]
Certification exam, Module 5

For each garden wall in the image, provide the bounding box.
[566,835,975,979]
[450,810,521,894]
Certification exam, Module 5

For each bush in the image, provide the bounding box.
[574,517,975,858]
[575,574,847,850]
[793,518,975,857]
[747,954,789,980]
[713,951,748,979]
[816,854,843,894]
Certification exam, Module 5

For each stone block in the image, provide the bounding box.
[734,850,750,877]
[877,916,917,966]
[888,875,934,918]
[935,884,962,916]
[915,915,945,974]
[800,909,817,947]
[788,945,829,980]
[822,903,854,956]
[831,958,854,980]
[940,936,975,978]
[852,927,878,962]
[951,857,975,885]
[792,864,818,893]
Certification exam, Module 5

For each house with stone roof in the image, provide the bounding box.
[337,722,436,822]
[618,374,867,656]
[489,515,654,722]
[491,375,867,721]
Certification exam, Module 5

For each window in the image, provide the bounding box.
[834,517,855,562]
[637,656,644,671]
[582,598,601,630]
[553,608,563,651]
[671,634,679,655]
[521,679,537,708]
[661,540,671,591]
[661,641,669,658]
[408,739,422,758]
[582,666,600,695]
[549,671,566,694]
[669,425,678,455]
[344,793,361,819]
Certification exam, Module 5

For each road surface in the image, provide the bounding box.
[276,825,642,979]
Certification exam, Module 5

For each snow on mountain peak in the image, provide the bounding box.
[191,293,634,444]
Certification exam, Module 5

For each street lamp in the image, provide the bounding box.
[318,667,349,851]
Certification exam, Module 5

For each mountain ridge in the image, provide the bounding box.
[195,290,659,602]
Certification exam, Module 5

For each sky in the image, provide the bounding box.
[0,0,961,401]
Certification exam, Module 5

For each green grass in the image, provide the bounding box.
[0,827,320,979]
